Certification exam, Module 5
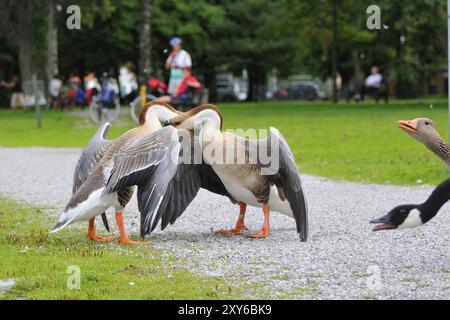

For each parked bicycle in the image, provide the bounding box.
[89,73,121,124]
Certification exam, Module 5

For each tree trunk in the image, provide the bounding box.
[331,0,338,103]
[351,49,362,80]
[18,37,34,83]
[203,70,217,102]
[139,0,152,80]
[46,0,58,84]
[18,1,34,82]
[247,69,266,102]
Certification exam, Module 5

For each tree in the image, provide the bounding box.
[47,0,59,82]
[139,0,153,80]
[289,0,446,98]
[152,0,228,100]
[57,0,139,76]
[220,0,299,101]
[331,0,338,102]
[0,0,48,81]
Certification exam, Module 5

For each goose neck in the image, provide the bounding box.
[419,178,450,223]
[426,137,450,166]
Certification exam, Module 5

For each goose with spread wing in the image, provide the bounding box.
[51,101,181,244]
[72,121,113,242]
[164,105,309,241]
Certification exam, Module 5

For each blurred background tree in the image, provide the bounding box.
[0,0,447,101]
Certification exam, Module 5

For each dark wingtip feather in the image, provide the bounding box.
[101,212,110,232]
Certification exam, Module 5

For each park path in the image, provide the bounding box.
[0,147,448,299]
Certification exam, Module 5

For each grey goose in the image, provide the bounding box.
[164,104,309,241]
[51,101,181,244]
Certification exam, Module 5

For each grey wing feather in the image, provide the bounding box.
[102,126,181,237]
[72,122,111,231]
[258,128,309,241]
[157,137,234,230]
[72,122,111,193]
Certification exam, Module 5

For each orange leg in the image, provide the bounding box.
[115,211,148,245]
[86,218,116,242]
[217,202,248,235]
[247,203,270,239]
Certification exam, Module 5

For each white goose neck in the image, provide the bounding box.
[194,110,222,147]
[144,105,177,130]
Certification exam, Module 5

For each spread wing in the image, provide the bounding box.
[73,122,112,193]
[254,127,309,241]
[157,134,234,230]
[102,126,181,237]
[72,122,112,231]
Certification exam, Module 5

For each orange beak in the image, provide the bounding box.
[398,119,418,135]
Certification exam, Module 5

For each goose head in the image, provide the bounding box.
[370,205,424,231]
[398,118,443,149]
[139,100,180,128]
[165,104,223,131]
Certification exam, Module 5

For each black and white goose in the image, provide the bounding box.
[51,101,181,244]
[164,105,309,241]
[371,178,450,231]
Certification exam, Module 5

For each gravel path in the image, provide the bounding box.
[0,147,448,299]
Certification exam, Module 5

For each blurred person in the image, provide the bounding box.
[365,66,382,102]
[165,36,192,95]
[68,73,81,85]
[99,72,119,109]
[159,68,202,104]
[119,62,138,103]
[148,77,167,97]
[65,73,82,110]
[84,72,101,105]
[48,74,63,109]
[1,75,26,111]
[75,87,86,108]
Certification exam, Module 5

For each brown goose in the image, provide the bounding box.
[139,105,237,236]
[51,101,181,244]
[398,118,450,166]
[164,105,309,241]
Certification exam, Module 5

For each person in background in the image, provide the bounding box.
[165,36,192,95]
[119,62,138,104]
[365,66,383,102]
[65,73,82,110]
[1,75,26,111]
[148,77,167,98]
[84,72,101,105]
[48,74,63,109]
[159,68,202,104]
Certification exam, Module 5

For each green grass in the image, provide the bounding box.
[0,197,245,300]
[0,98,449,185]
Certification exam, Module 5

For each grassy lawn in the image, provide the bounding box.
[0,197,244,299]
[0,98,449,185]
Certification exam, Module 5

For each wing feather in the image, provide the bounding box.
[72,122,112,231]
[155,136,234,231]
[102,126,181,237]
[257,128,309,241]
[72,122,111,193]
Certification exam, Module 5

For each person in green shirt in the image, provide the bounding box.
[165,36,192,95]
